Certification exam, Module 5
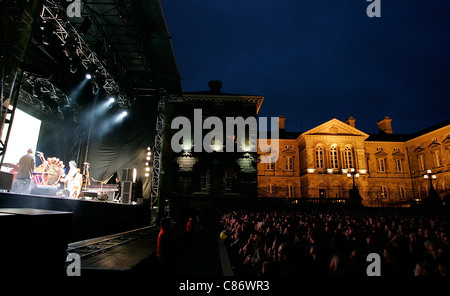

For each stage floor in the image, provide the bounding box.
[0,191,152,242]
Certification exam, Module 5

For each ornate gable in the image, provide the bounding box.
[303,118,369,138]
[443,134,450,144]
[428,139,440,149]
[281,147,296,154]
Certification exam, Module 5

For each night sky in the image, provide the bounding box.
[161,1,450,135]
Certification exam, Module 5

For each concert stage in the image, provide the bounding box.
[0,192,152,242]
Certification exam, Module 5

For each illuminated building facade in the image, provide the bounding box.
[258,116,450,206]
[169,81,263,199]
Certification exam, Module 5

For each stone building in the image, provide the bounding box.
[258,116,450,206]
[169,81,263,199]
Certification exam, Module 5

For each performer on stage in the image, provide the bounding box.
[72,168,84,199]
[62,160,78,198]
[12,149,36,194]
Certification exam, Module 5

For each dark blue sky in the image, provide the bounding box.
[161,0,450,135]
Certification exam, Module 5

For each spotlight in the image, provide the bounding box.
[120,110,128,118]
[85,65,96,80]
[69,62,78,74]
[108,97,115,103]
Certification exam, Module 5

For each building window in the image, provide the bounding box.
[381,186,388,199]
[200,168,208,191]
[285,145,293,149]
[399,186,406,200]
[395,159,403,173]
[225,168,233,191]
[418,154,425,171]
[344,147,353,169]
[394,148,400,152]
[267,184,275,194]
[285,156,293,171]
[266,157,275,170]
[378,158,386,172]
[315,146,324,168]
[376,147,383,151]
[434,150,443,167]
[287,184,294,198]
[330,146,338,169]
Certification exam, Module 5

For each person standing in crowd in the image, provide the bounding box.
[13,148,35,194]
[157,217,174,274]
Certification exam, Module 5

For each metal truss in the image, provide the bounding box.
[150,90,167,222]
[39,0,131,108]
[21,75,81,118]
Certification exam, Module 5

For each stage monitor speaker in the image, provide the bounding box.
[121,168,136,182]
[0,171,14,191]
[121,181,133,204]
[30,185,58,197]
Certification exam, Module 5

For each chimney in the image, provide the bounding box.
[208,80,222,94]
[345,116,356,128]
[377,116,393,134]
[278,115,286,131]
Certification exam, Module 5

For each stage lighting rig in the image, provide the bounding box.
[24,76,81,118]
[40,1,131,108]
[69,62,78,74]
[144,147,152,178]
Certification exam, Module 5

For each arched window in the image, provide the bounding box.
[330,146,338,169]
[287,184,294,198]
[315,146,324,168]
[381,186,388,199]
[344,146,353,169]
[399,186,406,200]
[443,182,448,192]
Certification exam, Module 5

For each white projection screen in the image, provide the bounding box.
[2,108,42,165]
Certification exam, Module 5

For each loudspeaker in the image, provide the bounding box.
[121,168,136,182]
[121,181,133,204]
[30,185,58,196]
[0,171,14,191]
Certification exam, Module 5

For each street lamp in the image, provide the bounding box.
[347,168,362,207]
[423,169,440,206]
[347,168,360,190]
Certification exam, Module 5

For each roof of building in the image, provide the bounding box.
[365,133,413,142]
[181,91,264,113]
[365,119,450,142]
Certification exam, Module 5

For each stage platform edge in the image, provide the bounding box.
[0,192,152,242]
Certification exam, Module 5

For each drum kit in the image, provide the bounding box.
[33,151,65,186]
[3,151,81,198]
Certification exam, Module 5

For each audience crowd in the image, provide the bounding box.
[219,208,449,276]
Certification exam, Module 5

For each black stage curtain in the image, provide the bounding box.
[32,98,158,200]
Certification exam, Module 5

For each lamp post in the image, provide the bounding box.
[347,168,362,207]
[347,168,360,190]
[423,169,440,206]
